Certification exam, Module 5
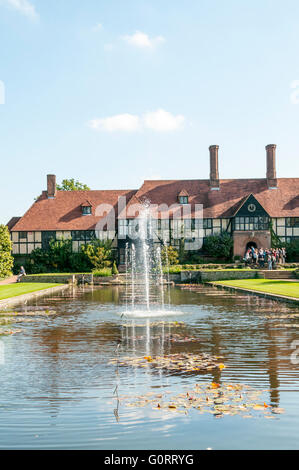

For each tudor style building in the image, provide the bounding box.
[7,145,299,262]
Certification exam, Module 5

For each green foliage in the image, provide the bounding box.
[178,238,185,264]
[112,260,119,275]
[0,225,14,278]
[285,239,299,262]
[81,239,113,269]
[92,267,113,277]
[162,265,181,274]
[203,233,234,260]
[269,220,283,248]
[56,178,90,191]
[19,237,115,274]
[161,246,179,266]
[21,238,93,274]
[180,250,205,265]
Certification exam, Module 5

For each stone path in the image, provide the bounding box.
[0,276,18,286]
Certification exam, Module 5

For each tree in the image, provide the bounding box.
[0,225,14,278]
[57,178,90,191]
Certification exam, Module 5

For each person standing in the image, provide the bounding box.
[267,251,273,270]
[272,252,277,270]
[17,266,26,283]
[258,248,265,268]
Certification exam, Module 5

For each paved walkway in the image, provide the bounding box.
[0,276,18,286]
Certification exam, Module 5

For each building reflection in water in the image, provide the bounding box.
[22,285,299,420]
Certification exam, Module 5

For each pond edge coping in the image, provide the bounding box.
[210,282,299,304]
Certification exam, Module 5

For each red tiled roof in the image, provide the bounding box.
[9,178,299,231]
[7,217,21,231]
[121,178,299,219]
[12,190,137,231]
[178,189,189,197]
[81,200,92,207]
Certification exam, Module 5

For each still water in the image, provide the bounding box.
[0,285,299,450]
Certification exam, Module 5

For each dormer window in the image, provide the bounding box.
[179,196,188,204]
[81,201,92,216]
[178,190,189,205]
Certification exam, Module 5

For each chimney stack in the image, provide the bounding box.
[266,145,277,189]
[209,145,220,190]
[47,174,57,198]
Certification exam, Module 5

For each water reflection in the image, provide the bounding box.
[0,285,299,449]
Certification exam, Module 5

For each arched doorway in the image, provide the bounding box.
[246,241,257,251]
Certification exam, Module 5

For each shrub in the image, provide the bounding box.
[285,239,299,262]
[203,233,233,260]
[21,238,93,274]
[0,225,14,278]
[15,237,116,274]
[163,265,181,274]
[81,240,113,269]
[92,268,113,277]
[112,261,119,275]
[180,251,205,265]
[161,246,179,266]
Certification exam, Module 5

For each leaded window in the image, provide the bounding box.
[286,218,299,227]
[234,216,269,231]
[82,206,92,215]
[179,196,189,205]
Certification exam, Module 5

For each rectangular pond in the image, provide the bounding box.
[0,285,299,450]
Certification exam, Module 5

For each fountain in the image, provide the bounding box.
[121,205,175,319]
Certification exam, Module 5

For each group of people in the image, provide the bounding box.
[244,246,286,270]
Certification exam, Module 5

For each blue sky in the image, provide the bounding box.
[1,0,299,224]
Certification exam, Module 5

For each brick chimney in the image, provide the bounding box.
[266,144,278,189]
[209,145,220,190]
[47,174,57,198]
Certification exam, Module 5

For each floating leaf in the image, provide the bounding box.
[211,382,221,389]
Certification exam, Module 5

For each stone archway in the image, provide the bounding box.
[233,231,271,257]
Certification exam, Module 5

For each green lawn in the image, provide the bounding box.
[0,283,62,301]
[213,279,299,299]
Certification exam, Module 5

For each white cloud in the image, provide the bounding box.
[88,113,141,132]
[88,109,185,133]
[122,31,165,49]
[143,109,185,132]
[1,0,38,20]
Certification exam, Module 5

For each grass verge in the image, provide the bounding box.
[0,283,63,301]
[213,279,299,299]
